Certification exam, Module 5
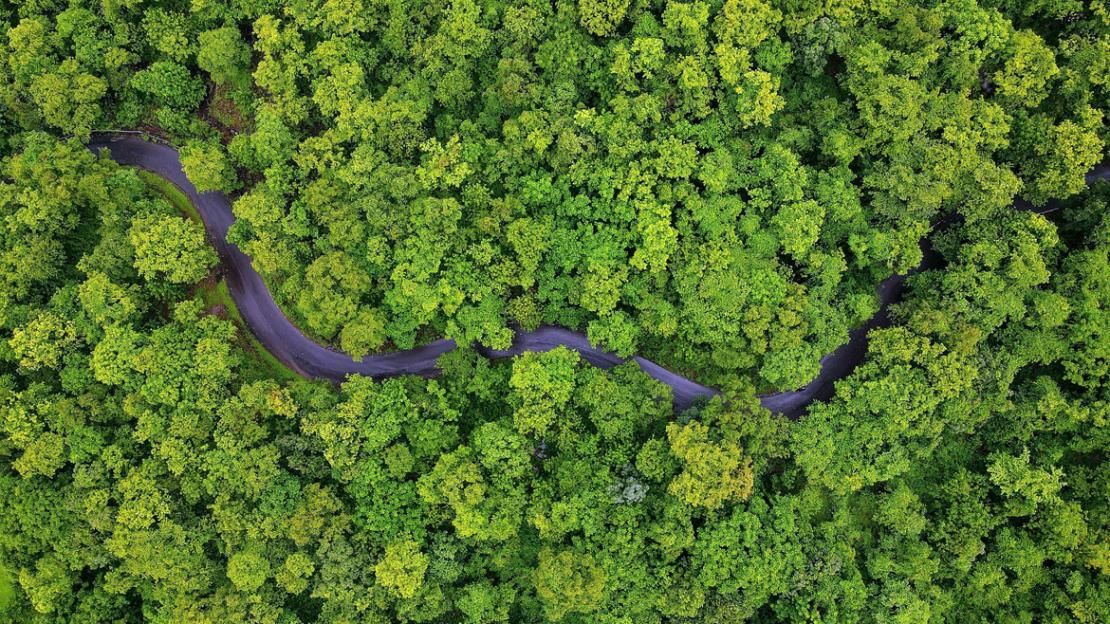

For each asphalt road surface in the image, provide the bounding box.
[89,134,1108,417]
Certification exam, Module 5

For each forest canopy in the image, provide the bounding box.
[0,1,1108,623]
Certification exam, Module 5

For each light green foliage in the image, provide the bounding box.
[129,61,205,110]
[180,139,240,193]
[197,26,250,87]
[532,548,607,620]
[416,439,527,542]
[18,555,69,614]
[227,549,270,592]
[579,0,631,37]
[79,272,141,326]
[294,251,373,341]
[29,59,106,140]
[587,310,638,357]
[142,9,194,62]
[509,348,578,437]
[993,30,1058,105]
[988,449,1064,516]
[771,200,824,260]
[9,312,77,371]
[667,420,754,509]
[734,69,783,127]
[338,307,389,359]
[275,552,315,594]
[2,16,115,137]
[1014,112,1104,204]
[374,539,429,599]
[457,581,514,623]
[129,213,216,284]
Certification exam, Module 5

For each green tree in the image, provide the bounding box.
[666,420,754,509]
[197,26,251,87]
[509,348,578,438]
[180,139,240,193]
[9,312,77,371]
[29,59,106,140]
[227,549,271,592]
[532,548,607,620]
[338,307,389,359]
[129,214,216,284]
[374,539,429,599]
[579,0,631,37]
[129,61,205,109]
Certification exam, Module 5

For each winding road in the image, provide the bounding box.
[89,134,1108,417]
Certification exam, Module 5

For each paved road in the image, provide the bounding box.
[89,135,1108,416]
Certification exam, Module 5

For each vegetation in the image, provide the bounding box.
[207,279,302,383]
[137,170,202,224]
[139,170,298,382]
[0,1,1107,623]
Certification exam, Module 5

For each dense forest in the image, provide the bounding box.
[1,0,1108,622]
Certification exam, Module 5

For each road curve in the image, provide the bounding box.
[88,134,1108,417]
